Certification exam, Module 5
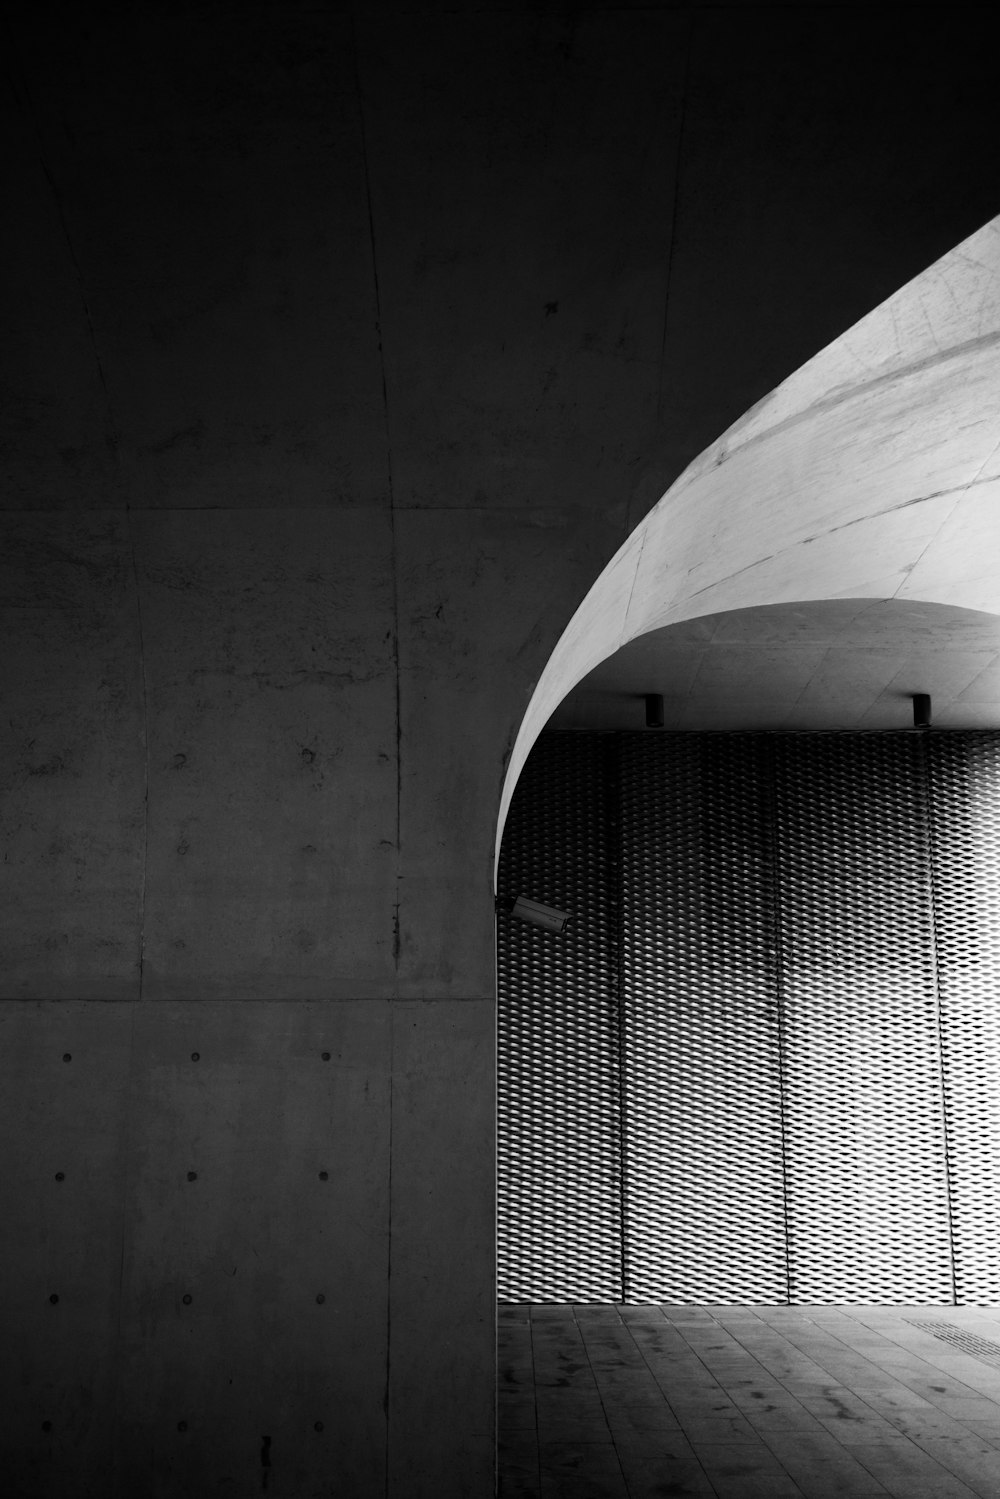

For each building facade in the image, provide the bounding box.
[2,4,1000,1494]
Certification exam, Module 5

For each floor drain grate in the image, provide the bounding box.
[906,1320,1000,1363]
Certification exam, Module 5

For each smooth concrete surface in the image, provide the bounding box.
[0,1004,130,1495]
[502,219,1000,849]
[2,11,388,514]
[116,1001,391,1499]
[550,601,1000,733]
[0,513,145,997]
[500,1305,1000,1498]
[358,7,687,524]
[134,506,399,1001]
[0,999,492,1497]
[388,1001,496,1496]
[4,4,1000,1495]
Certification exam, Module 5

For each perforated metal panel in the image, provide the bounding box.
[774,734,953,1303]
[930,733,1000,1303]
[497,729,1000,1306]
[496,733,622,1301]
[620,734,787,1302]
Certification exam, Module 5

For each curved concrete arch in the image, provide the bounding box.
[498,216,1000,866]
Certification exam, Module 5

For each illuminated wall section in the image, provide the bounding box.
[498,729,1000,1304]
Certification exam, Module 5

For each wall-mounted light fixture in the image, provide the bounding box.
[912,693,932,729]
[497,895,571,934]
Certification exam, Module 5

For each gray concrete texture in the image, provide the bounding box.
[0,999,493,1497]
[2,2,999,1495]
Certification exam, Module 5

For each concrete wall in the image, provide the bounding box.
[2,4,1000,1494]
[504,219,1000,835]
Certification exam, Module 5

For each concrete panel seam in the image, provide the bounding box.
[352,14,403,987]
[126,511,150,1004]
[653,7,695,433]
[384,998,396,1496]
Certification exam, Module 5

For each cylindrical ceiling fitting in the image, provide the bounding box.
[913,693,932,729]
[645,694,664,729]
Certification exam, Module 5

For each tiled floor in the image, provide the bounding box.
[498,1303,1000,1498]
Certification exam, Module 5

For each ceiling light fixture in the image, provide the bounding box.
[912,693,932,729]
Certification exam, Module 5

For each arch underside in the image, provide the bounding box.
[498,217,1000,863]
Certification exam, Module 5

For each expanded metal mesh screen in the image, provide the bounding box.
[497,730,1000,1305]
[496,734,622,1301]
[620,735,787,1302]
[774,734,953,1302]
[930,733,1000,1302]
